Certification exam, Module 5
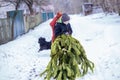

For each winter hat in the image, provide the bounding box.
[61,13,70,22]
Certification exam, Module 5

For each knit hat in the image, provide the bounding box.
[61,13,70,22]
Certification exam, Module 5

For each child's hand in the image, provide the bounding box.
[56,12,62,18]
[65,32,69,35]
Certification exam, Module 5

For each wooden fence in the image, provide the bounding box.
[0,18,12,44]
[24,13,43,33]
[0,11,54,45]
[7,10,25,39]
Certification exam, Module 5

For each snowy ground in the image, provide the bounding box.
[0,13,120,80]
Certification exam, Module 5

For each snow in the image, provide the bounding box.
[0,13,120,80]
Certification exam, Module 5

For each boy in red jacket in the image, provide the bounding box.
[50,12,62,42]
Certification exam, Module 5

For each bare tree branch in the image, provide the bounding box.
[2,0,34,14]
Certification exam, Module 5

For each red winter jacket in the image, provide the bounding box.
[50,12,62,42]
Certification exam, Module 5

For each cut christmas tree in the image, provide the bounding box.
[40,34,94,80]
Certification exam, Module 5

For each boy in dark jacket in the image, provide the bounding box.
[54,13,73,39]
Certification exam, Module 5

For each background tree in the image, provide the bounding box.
[92,0,120,15]
[1,0,120,15]
[50,0,84,14]
[3,0,33,14]
[34,0,50,6]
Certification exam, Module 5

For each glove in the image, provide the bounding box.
[56,12,62,18]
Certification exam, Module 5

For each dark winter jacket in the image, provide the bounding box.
[54,22,73,38]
